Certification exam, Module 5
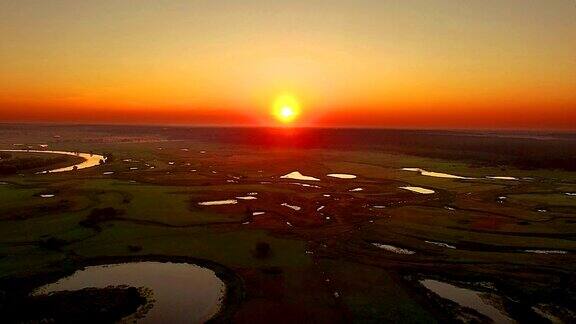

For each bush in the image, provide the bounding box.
[254,242,271,259]
[79,207,123,231]
[38,237,68,251]
[104,152,114,162]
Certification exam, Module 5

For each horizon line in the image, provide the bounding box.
[0,121,575,134]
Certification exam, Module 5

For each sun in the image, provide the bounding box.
[272,94,300,124]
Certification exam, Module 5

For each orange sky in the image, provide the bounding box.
[1,1,575,130]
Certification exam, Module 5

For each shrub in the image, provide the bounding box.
[79,207,123,231]
[254,242,271,259]
[38,237,67,251]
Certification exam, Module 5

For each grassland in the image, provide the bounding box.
[0,125,574,323]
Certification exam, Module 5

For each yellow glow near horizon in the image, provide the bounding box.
[1,2,576,129]
[272,94,300,124]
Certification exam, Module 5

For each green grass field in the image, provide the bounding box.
[1,127,575,323]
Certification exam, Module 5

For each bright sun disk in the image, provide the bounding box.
[272,94,300,124]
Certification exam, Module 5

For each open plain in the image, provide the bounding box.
[0,124,575,323]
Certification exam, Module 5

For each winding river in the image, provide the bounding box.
[0,149,106,173]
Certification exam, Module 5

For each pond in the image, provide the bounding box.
[420,279,513,323]
[280,171,320,181]
[32,261,225,323]
[0,149,106,173]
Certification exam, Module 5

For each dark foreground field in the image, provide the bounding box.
[0,124,575,323]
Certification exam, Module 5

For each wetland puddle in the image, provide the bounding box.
[420,279,514,323]
[198,200,238,206]
[327,173,357,179]
[524,249,568,255]
[33,261,225,323]
[425,241,456,249]
[235,196,257,200]
[400,186,435,194]
[1,150,106,173]
[487,176,519,180]
[280,171,320,181]
[402,168,521,182]
[371,243,415,255]
[281,203,301,211]
[402,168,470,179]
[290,182,321,188]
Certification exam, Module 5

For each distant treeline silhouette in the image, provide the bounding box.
[1,124,574,171]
